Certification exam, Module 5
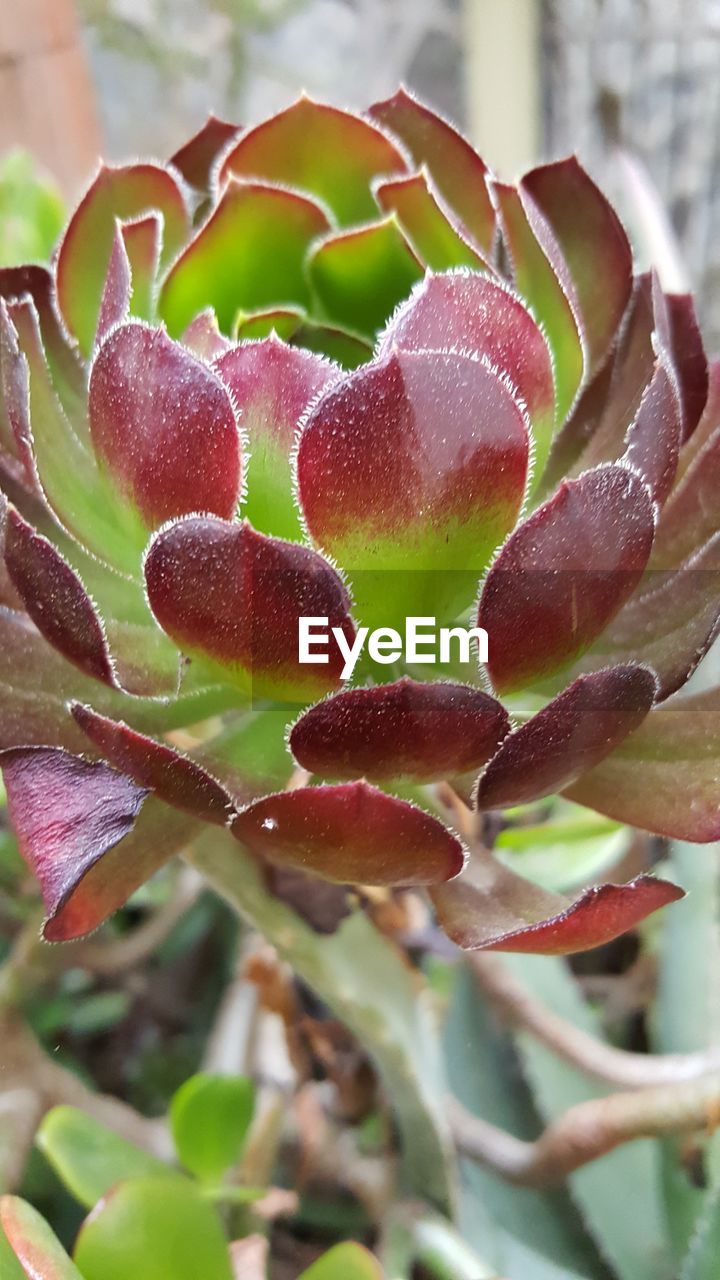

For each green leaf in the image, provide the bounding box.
[300,1242,383,1279]
[444,964,608,1280]
[37,1106,170,1209]
[0,1196,84,1278]
[73,1175,233,1280]
[308,217,422,340]
[0,1220,28,1279]
[501,953,673,1280]
[0,151,65,268]
[170,1073,255,1184]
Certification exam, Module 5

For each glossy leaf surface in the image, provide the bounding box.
[309,217,422,339]
[170,1073,255,1184]
[232,782,466,885]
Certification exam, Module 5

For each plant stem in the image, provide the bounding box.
[449,1071,720,1187]
[186,829,457,1214]
[471,953,720,1086]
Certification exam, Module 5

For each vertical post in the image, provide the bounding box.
[0,0,102,198]
[463,0,541,177]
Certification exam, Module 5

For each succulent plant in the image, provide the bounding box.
[0,90,717,959]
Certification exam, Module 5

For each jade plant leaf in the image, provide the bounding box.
[37,1107,169,1210]
[170,1073,255,1184]
[0,1196,84,1279]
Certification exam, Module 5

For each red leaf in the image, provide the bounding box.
[650,424,720,568]
[368,89,495,253]
[95,224,131,345]
[121,214,162,322]
[170,113,240,193]
[520,157,633,375]
[182,310,233,360]
[297,348,529,629]
[89,322,242,528]
[1,748,150,939]
[4,508,115,686]
[219,96,406,225]
[145,517,355,701]
[214,337,338,540]
[290,678,509,782]
[622,361,681,505]
[379,271,556,475]
[475,666,656,810]
[431,854,683,954]
[72,705,231,824]
[565,685,720,841]
[0,264,85,419]
[479,464,656,693]
[232,782,466,886]
[654,280,708,440]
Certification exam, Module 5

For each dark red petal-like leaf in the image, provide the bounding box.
[170,114,240,193]
[160,180,330,338]
[290,678,510,782]
[622,361,681,505]
[368,89,495,253]
[0,264,85,421]
[57,163,190,356]
[145,517,354,700]
[214,338,338,540]
[674,357,720,484]
[650,425,720,568]
[492,178,584,423]
[89,322,242,528]
[308,218,422,340]
[479,464,655,693]
[96,224,132,344]
[578,533,720,700]
[571,272,656,474]
[182,309,233,360]
[71,705,231,824]
[380,272,556,476]
[4,508,115,686]
[565,685,720,840]
[653,280,708,441]
[219,96,406,225]
[374,171,487,270]
[520,157,633,375]
[232,782,466,885]
[431,853,682,954]
[1,747,152,940]
[297,348,529,630]
[475,666,656,810]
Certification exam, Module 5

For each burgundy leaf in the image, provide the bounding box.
[479,464,656,693]
[475,666,656,810]
[622,361,681,505]
[520,158,633,375]
[565,685,720,840]
[214,337,338,540]
[145,517,355,701]
[89,322,242,528]
[72,705,231,824]
[121,214,162,322]
[653,280,708,440]
[431,853,683,954]
[578,534,720,700]
[0,264,85,420]
[296,347,530,630]
[4,508,115,686]
[1,747,151,940]
[380,272,556,475]
[183,310,233,360]
[650,424,720,568]
[290,678,510,782]
[368,89,496,253]
[231,782,466,886]
[674,357,720,483]
[264,864,351,934]
[170,114,240,193]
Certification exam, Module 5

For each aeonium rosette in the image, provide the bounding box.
[0,92,717,952]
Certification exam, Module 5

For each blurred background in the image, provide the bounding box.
[2,0,719,342]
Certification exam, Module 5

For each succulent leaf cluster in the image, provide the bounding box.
[0,91,717,952]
